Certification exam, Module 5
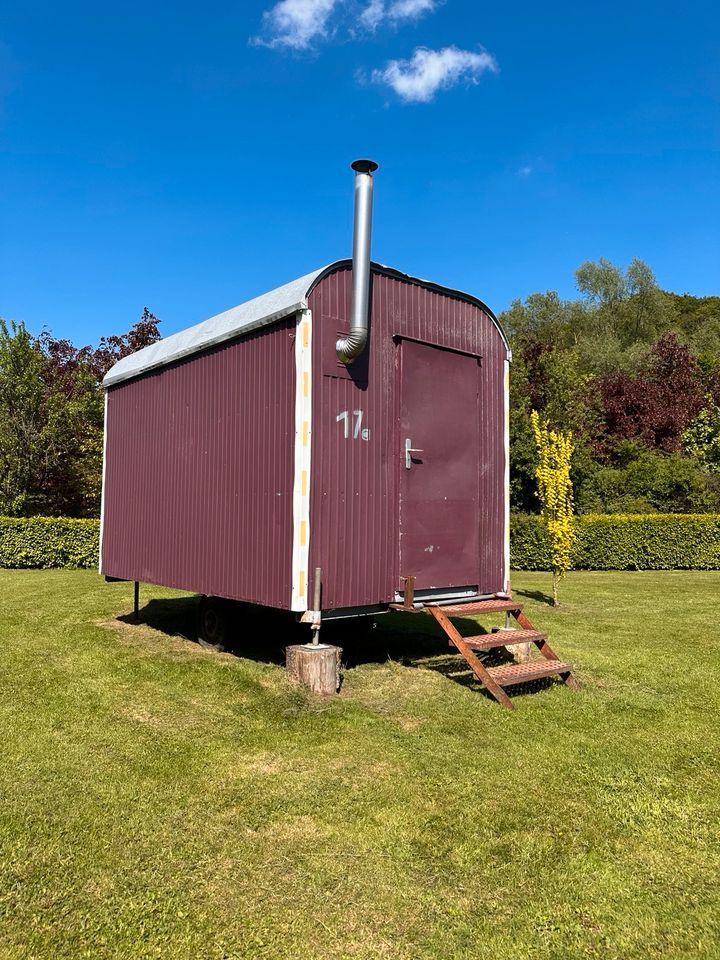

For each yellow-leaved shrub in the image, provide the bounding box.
[530,410,575,605]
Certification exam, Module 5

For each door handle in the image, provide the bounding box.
[405,437,424,469]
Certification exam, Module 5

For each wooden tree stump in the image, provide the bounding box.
[286,644,342,695]
[495,626,532,664]
[512,640,533,664]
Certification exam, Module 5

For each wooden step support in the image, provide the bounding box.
[428,605,515,709]
[419,597,579,709]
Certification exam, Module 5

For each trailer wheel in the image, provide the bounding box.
[197,596,230,651]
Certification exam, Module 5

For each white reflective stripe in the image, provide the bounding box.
[503,357,511,591]
[291,309,312,611]
[99,391,108,573]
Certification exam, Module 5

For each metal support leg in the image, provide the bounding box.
[311,567,322,645]
[401,576,415,611]
[133,581,140,621]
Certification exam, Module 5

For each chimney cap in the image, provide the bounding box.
[351,159,379,174]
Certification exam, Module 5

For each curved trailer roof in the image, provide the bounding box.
[103,260,508,388]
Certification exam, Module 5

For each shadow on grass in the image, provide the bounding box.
[117,597,288,666]
[514,587,555,607]
[118,596,200,641]
[366,614,563,702]
[115,597,563,702]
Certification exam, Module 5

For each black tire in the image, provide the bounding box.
[197,596,231,651]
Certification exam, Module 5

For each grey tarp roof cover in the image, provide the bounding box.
[103,264,328,388]
[103,260,507,388]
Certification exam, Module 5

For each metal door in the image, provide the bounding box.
[399,339,481,592]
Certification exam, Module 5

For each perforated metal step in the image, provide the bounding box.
[392,594,577,707]
[428,598,523,616]
[486,660,573,687]
[464,628,544,651]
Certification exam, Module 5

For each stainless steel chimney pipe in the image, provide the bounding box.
[336,159,379,365]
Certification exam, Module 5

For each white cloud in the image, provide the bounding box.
[518,165,533,177]
[360,0,386,29]
[371,46,498,103]
[255,0,340,50]
[388,0,439,20]
[257,0,441,48]
[360,0,439,30]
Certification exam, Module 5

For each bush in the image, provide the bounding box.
[511,513,720,570]
[511,514,554,571]
[575,446,720,514]
[2,514,719,573]
[0,517,100,569]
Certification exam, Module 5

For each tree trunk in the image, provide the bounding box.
[286,644,342,695]
[552,570,560,607]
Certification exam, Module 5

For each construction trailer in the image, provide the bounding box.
[101,161,576,707]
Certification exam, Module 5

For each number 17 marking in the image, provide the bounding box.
[336,409,369,441]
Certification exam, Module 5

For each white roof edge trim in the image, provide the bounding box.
[103,259,509,388]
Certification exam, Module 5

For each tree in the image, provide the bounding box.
[35,308,162,516]
[625,258,667,343]
[0,309,162,518]
[683,406,720,474]
[575,257,671,346]
[0,320,51,515]
[34,331,105,516]
[530,410,575,606]
[597,334,705,455]
[88,307,161,380]
[501,256,718,516]
[502,291,591,351]
[575,257,626,306]
[0,319,106,517]
[576,443,720,514]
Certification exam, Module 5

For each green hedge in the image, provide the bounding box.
[1,514,719,572]
[0,517,100,569]
[511,513,720,571]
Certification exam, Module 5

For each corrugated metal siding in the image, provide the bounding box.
[309,266,506,609]
[101,318,296,608]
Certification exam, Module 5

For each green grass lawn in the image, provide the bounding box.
[1,570,719,959]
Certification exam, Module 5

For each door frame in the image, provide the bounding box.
[393,335,484,600]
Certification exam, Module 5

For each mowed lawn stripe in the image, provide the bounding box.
[0,570,718,959]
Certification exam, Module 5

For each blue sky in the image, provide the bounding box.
[1,0,718,345]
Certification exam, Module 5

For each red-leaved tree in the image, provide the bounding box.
[598,334,706,455]
[88,307,161,381]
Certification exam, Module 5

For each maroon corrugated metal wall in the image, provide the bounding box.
[102,265,506,614]
[309,266,506,609]
[101,319,296,608]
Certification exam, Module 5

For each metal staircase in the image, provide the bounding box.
[391,592,578,709]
